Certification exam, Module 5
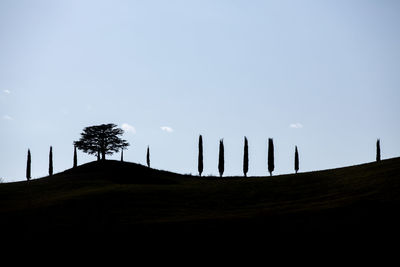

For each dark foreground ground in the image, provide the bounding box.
[1,158,400,249]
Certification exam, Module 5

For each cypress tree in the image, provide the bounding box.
[268,138,274,176]
[218,139,224,177]
[49,146,53,176]
[294,146,299,174]
[243,137,248,177]
[198,135,203,176]
[146,146,150,168]
[73,145,77,168]
[121,149,124,162]
[26,149,31,181]
[376,139,381,162]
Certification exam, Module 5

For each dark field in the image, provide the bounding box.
[1,158,400,246]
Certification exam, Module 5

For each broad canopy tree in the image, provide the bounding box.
[74,123,129,161]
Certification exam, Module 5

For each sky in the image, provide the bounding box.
[1,0,399,182]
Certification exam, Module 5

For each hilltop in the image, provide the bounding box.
[1,158,400,243]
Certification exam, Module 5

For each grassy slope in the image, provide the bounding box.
[1,158,400,240]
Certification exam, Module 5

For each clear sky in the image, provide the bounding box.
[1,0,399,182]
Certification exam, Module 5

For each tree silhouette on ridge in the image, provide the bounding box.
[268,138,274,176]
[198,135,203,176]
[26,149,31,181]
[147,146,150,168]
[49,146,53,176]
[295,146,299,174]
[74,123,129,161]
[376,139,381,162]
[243,137,248,177]
[218,139,224,177]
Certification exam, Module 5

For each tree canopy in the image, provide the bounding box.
[74,123,129,160]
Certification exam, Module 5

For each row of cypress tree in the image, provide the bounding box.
[198,135,288,177]
[25,139,382,180]
[197,136,382,177]
[26,146,78,180]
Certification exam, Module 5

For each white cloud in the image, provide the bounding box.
[122,123,136,134]
[3,90,10,94]
[290,123,303,129]
[3,115,13,120]
[161,126,174,133]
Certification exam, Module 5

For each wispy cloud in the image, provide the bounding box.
[3,115,13,120]
[3,90,10,94]
[161,126,174,133]
[290,123,303,129]
[122,123,136,134]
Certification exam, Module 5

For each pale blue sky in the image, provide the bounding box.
[1,0,399,182]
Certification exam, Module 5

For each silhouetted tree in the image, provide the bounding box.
[97,149,100,161]
[295,146,299,174]
[376,139,381,162]
[268,138,274,176]
[73,145,77,168]
[146,146,150,168]
[74,123,129,161]
[198,135,203,176]
[218,139,224,177]
[26,149,31,181]
[49,146,53,176]
[121,149,124,162]
[243,137,248,177]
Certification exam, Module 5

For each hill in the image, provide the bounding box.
[1,158,400,243]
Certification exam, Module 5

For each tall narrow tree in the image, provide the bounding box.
[243,137,249,177]
[218,139,224,177]
[26,149,31,181]
[294,146,299,174]
[49,146,53,176]
[268,138,274,176]
[121,149,124,162]
[376,139,381,162]
[73,145,77,168]
[146,146,150,168]
[198,135,203,176]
